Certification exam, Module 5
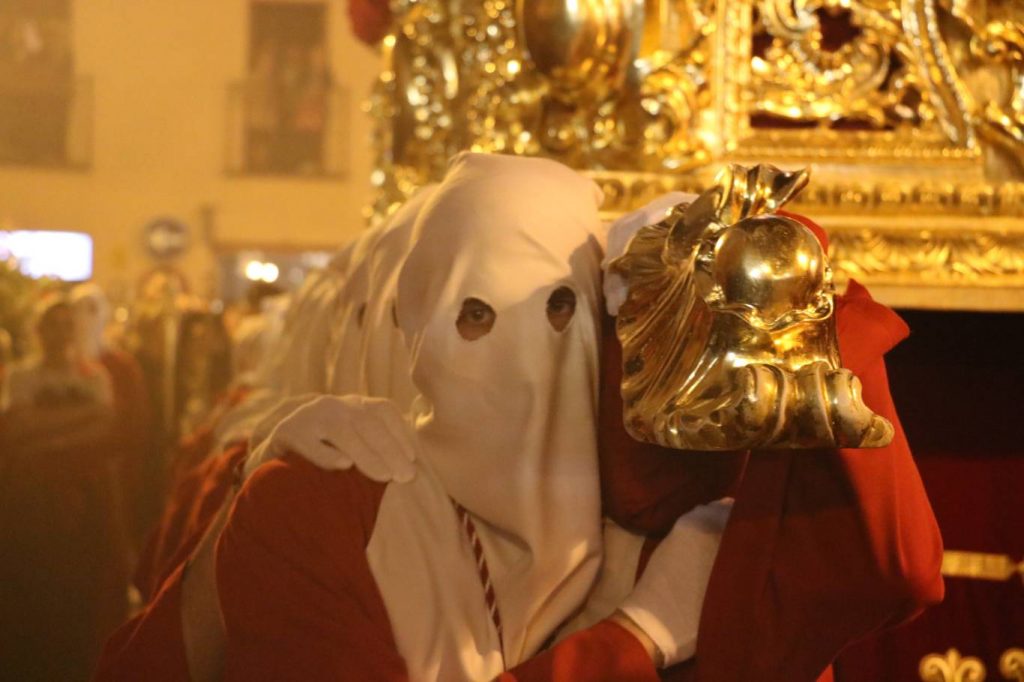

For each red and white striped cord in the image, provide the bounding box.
[453,500,506,665]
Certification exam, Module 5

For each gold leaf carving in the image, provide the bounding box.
[1001,649,1024,681]
[369,0,1024,309]
[920,648,987,682]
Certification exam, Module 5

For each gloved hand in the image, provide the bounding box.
[617,498,732,667]
[243,394,417,483]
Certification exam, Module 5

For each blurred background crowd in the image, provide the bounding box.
[0,263,291,679]
[0,1,392,676]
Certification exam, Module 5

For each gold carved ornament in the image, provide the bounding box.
[920,649,988,682]
[917,552,1022,682]
[609,163,893,450]
[919,648,1024,682]
[942,550,1024,583]
[1002,649,1024,682]
[368,0,1024,309]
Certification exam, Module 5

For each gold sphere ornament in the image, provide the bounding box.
[610,164,895,451]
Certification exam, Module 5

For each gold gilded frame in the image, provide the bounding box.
[369,0,1024,310]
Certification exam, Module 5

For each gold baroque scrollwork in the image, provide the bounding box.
[940,1,1024,177]
[369,0,1024,309]
[828,229,1024,283]
[457,0,537,156]
[940,551,1024,582]
[612,164,894,451]
[750,0,939,133]
[369,0,460,217]
[920,648,988,682]
[1001,649,1024,682]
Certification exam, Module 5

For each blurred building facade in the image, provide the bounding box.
[0,0,379,302]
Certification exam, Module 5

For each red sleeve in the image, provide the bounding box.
[135,443,248,599]
[501,620,659,682]
[694,280,945,681]
[92,563,190,682]
[215,454,409,681]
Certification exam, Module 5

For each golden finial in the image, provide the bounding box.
[611,163,894,451]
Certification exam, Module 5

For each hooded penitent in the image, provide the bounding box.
[69,282,111,360]
[257,268,336,395]
[289,271,345,395]
[216,259,344,452]
[364,153,606,679]
[355,183,437,409]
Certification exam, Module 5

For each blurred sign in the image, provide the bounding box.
[144,217,190,260]
[0,230,93,281]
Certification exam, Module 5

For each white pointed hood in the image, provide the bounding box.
[394,153,606,664]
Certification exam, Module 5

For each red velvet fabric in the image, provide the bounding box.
[94,443,248,680]
[835,454,1024,681]
[834,309,1024,681]
[134,442,248,600]
[93,563,191,682]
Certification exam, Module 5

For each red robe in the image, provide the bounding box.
[134,386,250,598]
[694,281,944,681]
[94,443,248,682]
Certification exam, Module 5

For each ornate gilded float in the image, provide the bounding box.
[368,0,1024,311]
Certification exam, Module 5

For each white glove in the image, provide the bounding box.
[243,394,417,483]
[618,498,732,667]
[602,191,697,316]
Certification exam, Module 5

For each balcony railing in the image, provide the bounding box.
[0,73,92,170]
[225,79,349,178]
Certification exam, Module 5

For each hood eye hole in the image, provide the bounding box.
[357,302,367,328]
[546,286,576,332]
[456,298,496,341]
[391,301,399,328]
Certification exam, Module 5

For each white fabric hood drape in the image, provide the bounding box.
[326,224,387,395]
[375,153,606,673]
[262,268,343,395]
[356,184,437,410]
[223,258,343,454]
